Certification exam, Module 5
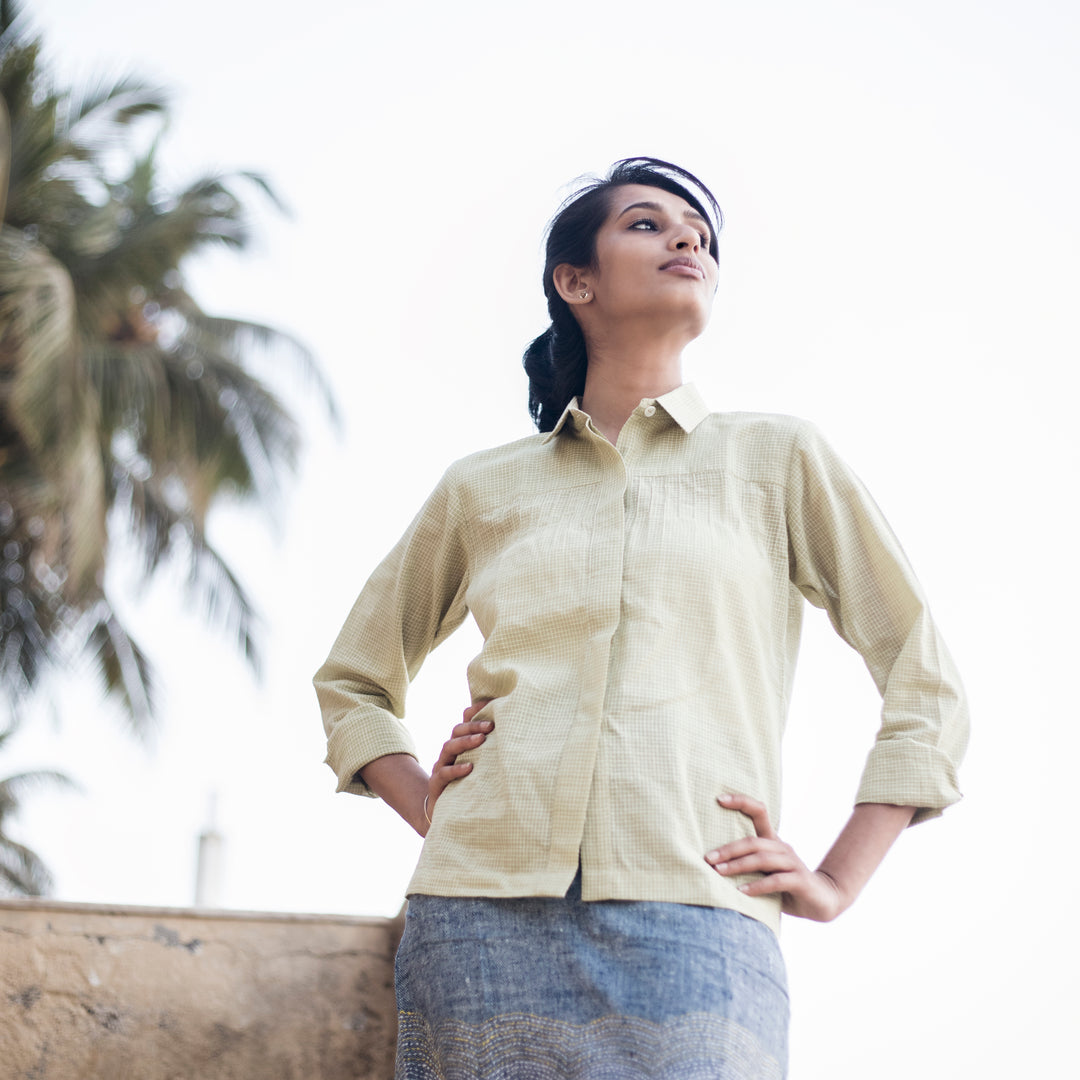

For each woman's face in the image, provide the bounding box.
[583,183,719,336]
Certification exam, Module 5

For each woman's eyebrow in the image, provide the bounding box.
[617,200,711,233]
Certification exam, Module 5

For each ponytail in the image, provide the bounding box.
[522,306,589,433]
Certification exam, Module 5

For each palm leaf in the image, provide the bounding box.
[0,766,77,806]
[189,313,340,427]
[231,169,289,215]
[85,338,300,521]
[185,535,262,674]
[68,171,275,316]
[0,831,53,895]
[0,712,75,897]
[0,588,53,696]
[78,603,156,739]
[64,74,167,145]
[2,58,69,216]
[104,472,263,673]
[110,472,181,577]
[0,0,31,44]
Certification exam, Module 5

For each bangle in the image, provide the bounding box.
[423,794,433,826]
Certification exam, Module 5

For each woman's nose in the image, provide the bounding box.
[672,224,700,250]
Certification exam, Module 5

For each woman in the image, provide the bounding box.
[314,158,968,1079]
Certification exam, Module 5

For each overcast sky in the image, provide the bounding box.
[6,1,1079,1076]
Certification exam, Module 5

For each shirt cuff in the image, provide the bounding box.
[855,738,964,825]
[325,711,419,797]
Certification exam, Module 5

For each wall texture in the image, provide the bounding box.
[0,898,402,1079]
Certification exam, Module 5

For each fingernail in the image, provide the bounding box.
[479,720,493,730]
[705,850,720,862]
[718,794,733,803]
[738,885,750,893]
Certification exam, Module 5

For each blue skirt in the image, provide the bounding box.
[395,872,789,1079]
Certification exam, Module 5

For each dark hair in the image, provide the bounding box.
[522,157,723,432]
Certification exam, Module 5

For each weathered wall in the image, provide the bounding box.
[0,898,402,1080]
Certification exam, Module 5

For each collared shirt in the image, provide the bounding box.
[314,384,968,932]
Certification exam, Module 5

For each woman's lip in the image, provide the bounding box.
[660,261,705,279]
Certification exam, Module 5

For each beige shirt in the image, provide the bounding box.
[314,384,968,931]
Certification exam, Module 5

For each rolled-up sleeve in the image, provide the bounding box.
[786,424,969,824]
[313,465,470,796]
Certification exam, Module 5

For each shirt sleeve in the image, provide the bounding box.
[313,465,471,796]
[785,422,969,824]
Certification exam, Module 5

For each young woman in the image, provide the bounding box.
[314,158,968,1079]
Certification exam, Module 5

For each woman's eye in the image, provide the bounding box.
[629,218,658,231]
[699,231,711,247]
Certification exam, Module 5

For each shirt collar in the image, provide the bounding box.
[543,382,710,443]
[656,383,710,434]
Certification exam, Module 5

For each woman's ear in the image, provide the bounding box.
[552,263,593,306]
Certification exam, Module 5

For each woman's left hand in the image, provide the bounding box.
[705,793,845,923]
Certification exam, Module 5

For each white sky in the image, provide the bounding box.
[6,1,1079,1076]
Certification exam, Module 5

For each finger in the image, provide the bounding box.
[462,698,494,724]
[709,850,801,877]
[449,718,494,739]
[736,871,806,898]
[429,760,474,798]
[705,837,786,865]
[443,731,489,756]
[436,730,491,770]
[433,759,475,781]
[717,792,777,840]
[430,701,495,805]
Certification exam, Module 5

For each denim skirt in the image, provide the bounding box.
[394,872,789,1079]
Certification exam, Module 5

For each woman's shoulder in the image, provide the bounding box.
[442,431,551,480]
[700,409,821,442]
[691,410,829,479]
[430,431,554,512]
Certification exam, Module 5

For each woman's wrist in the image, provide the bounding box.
[357,753,432,837]
[815,803,916,914]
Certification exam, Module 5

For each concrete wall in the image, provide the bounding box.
[0,898,402,1079]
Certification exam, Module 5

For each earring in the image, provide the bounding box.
[579,290,588,300]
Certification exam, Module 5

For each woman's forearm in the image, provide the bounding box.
[816,802,916,915]
[358,706,494,840]
[359,753,431,837]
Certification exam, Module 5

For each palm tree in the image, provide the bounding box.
[0,0,335,733]
[0,718,75,895]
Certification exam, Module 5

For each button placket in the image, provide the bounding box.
[546,429,627,876]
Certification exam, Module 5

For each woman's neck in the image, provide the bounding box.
[578,339,684,446]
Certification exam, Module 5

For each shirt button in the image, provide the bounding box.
[643,405,657,417]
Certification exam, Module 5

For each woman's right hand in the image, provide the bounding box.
[426,700,493,827]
